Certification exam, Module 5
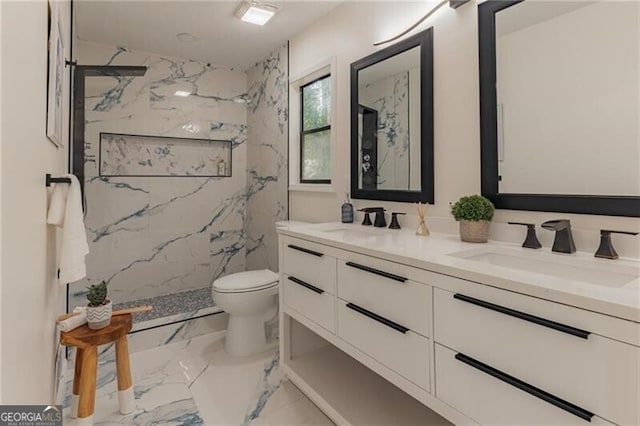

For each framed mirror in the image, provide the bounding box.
[350,28,434,203]
[479,0,640,217]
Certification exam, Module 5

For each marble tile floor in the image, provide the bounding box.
[63,331,333,426]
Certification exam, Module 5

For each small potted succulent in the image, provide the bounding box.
[86,281,112,330]
[451,195,495,243]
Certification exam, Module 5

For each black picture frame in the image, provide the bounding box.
[350,28,434,203]
[478,0,640,217]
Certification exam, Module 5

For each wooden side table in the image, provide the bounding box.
[61,314,135,426]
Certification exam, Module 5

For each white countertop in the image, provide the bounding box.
[278,222,640,323]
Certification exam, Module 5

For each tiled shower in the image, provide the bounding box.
[69,40,288,337]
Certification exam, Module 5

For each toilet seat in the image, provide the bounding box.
[213,269,279,294]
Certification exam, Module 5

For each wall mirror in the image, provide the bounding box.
[479,0,640,216]
[350,28,434,203]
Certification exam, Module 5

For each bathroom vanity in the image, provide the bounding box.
[277,223,640,425]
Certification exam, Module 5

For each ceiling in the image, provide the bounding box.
[75,0,342,70]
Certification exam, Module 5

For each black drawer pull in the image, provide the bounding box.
[288,276,324,294]
[288,244,323,257]
[455,353,594,422]
[453,293,590,339]
[346,302,409,334]
[345,261,407,283]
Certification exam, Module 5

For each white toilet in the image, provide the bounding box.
[212,269,279,357]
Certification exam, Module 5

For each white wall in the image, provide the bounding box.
[0,0,69,403]
[288,0,640,257]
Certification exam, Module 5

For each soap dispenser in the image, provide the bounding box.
[341,193,354,223]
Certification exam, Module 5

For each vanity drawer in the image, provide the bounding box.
[337,299,430,391]
[337,259,431,337]
[434,288,640,425]
[283,239,336,294]
[434,344,615,426]
[284,274,335,333]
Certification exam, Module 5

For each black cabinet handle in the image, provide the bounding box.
[345,261,407,283]
[288,244,323,257]
[455,353,594,422]
[346,302,409,334]
[287,276,324,294]
[453,293,590,340]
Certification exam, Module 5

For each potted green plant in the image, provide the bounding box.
[451,195,495,243]
[86,281,112,330]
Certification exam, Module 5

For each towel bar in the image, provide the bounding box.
[46,174,72,187]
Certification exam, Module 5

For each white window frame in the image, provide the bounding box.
[289,57,337,193]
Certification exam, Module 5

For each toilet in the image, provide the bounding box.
[212,269,279,357]
[212,221,308,357]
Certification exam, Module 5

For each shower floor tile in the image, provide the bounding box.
[115,287,223,332]
[63,332,333,426]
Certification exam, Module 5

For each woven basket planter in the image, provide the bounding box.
[459,220,490,243]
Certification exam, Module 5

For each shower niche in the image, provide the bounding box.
[100,133,232,178]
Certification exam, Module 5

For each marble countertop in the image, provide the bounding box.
[277,222,640,323]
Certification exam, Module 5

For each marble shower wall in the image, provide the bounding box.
[71,41,249,307]
[245,45,289,271]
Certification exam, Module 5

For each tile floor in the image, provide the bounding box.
[63,332,333,425]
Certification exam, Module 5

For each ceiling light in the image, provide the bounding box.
[174,90,192,97]
[176,33,197,43]
[235,1,281,26]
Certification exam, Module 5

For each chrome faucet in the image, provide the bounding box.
[541,220,576,254]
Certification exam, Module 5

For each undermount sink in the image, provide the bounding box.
[450,246,640,288]
[311,224,389,239]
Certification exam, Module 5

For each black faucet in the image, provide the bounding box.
[359,207,386,227]
[508,222,542,249]
[358,209,373,226]
[594,229,639,260]
[541,220,576,254]
[389,212,406,230]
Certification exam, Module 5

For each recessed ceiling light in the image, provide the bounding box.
[235,1,281,26]
[174,90,192,97]
[176,32,197,43]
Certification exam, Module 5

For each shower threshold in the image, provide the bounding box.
[114,287,223,332]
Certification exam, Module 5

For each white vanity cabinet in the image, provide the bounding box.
[336,255,432,391]
[278,232,640,426]
[433,286,638,425]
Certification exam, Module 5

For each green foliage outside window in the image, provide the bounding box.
[301,76,331,182]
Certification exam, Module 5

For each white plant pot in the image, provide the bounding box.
[86,300,113,330]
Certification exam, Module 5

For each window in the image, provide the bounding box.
[300,75,331,183]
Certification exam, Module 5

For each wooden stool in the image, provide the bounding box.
[61,314,135,425]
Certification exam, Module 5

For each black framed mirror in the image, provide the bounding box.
[479,0,640,217]
[350,28,434,203]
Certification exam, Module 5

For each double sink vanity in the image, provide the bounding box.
[277,223,639,425]
[276,0,640,424]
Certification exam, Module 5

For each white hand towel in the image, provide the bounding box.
[47,174,89,284]
[54,326,67,406]
[58,311,87,332]
[47,181,67,226]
